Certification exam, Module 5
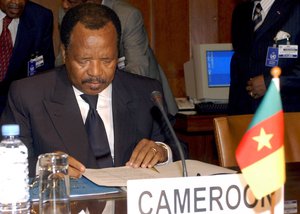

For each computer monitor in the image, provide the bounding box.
[184,43,234,103]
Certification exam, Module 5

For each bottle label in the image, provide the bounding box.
[0,146,29,204]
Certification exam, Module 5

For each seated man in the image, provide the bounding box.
[0,0,55,115]
[57,0,178,117]
[0,3,188,178]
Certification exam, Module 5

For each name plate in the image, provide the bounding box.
[127,174,283,214]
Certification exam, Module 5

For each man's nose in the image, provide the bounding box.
[88,60,103,77]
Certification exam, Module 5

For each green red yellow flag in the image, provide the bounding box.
[235,78,285,199]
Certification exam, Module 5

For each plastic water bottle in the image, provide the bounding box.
[0,124,30,213]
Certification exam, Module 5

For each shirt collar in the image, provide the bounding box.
[0,10,5,20]
[0,10,20,25]
[73,83,112,99]
[255,0,275,13]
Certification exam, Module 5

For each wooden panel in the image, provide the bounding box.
[190,0,218,45]
[177,132,218,164]
[152,0,189,97]
[174,114,220,164]
[174,114,222,132]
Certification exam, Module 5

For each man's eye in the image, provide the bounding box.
[102,59,112,64]
[78,59,89,65]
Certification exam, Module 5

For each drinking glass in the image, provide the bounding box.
[38,153,70,214]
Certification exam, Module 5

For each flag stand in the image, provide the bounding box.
[271,192,275,214]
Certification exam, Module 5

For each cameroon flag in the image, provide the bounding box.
[235,78,285,200]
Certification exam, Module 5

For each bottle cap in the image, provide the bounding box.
[1,124,20,136]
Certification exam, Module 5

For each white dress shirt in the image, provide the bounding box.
[0,11,19,46]
[74,84,115,160]
[73,85,172,164]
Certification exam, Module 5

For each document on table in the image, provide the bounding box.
[83,159,236,187]
[30,177,120,201]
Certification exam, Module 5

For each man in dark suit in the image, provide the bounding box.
[57,0,178,116]
[0,0,55,115]
[229,0,300,115]
[0,3,187,177]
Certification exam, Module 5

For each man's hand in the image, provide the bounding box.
[246,75,266,99]
[68,155,86,178]
[126,139,168,169]
[54,151,85,178]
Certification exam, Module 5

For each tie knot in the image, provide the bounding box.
[253,2,263,27]
[81,94,98,109]
[3,16,12,29]
[254,2,262,12]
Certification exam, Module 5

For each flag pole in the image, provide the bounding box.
[271,66,281,91]
[270,66,282,214]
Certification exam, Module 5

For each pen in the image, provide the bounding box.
[151,166,160,173]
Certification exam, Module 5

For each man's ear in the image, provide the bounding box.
[61,45,66,64]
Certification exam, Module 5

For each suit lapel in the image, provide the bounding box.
[43,68,96,166]
[255,0,295,41]
[111,71,137,165]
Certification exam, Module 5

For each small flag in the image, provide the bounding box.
[236,67,285,199]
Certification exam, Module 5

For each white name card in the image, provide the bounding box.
[127,174,283,214]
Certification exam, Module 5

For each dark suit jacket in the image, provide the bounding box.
[0,66,187,176]
[0,2,55,113]
[229,0,300,115]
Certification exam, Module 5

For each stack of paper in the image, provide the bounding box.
[83,160,236,187]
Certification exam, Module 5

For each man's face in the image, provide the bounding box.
[62,22,118,95]
[0,0,28,18]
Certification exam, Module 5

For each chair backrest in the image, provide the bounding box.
[213,112,300,167]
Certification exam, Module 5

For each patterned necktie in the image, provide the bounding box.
[81,94,113,168]
[0,16,13,81]
[253,2,263,31]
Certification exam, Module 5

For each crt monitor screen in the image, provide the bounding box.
[206,50,234,87]
[188,43,233,102]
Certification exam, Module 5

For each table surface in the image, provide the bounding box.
[31,162,300,214]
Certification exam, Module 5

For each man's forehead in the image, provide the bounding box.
[65,0,102,4]
[66,0,87,4]
[69,22,117,43]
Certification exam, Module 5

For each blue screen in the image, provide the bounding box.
[206,50,234,87]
